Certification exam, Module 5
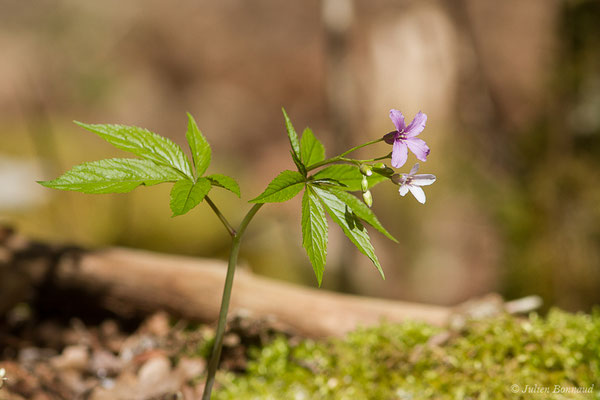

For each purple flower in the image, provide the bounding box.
[392,163,436,204]
[384,109,430,168]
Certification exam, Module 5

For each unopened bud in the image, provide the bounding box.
[362,190,373,207]
[361,175,369,192]
[359,164,373,177]
[373,163,395,177]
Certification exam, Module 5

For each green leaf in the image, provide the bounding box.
[312,186,384,279]
[75,121,194,179]
[185,113,211,177]
[38,158,181,194]
[249,170,305,203]
[310,178,348,188]
[291,150,307,177]
[207,174,241,197]
[302,186,328,286]
[300,128,325,167]
[169,178,212,216]
[282,108,301,158]
[312,165,387,191]
[329,188,398,243]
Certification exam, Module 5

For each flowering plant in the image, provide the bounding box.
[39,108,435,399]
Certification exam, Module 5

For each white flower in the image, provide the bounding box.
[392,163,436,204]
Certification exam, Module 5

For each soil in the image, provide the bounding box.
[0,303,288,400]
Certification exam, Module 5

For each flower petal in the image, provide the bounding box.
[405,137,430,162]
[408,185,426,204]
[391,140,408,168]
[409,163,420,176]
[411,174,436,186]
[389,109,406,132]
[405,111,427,137]
[399,184,410,196]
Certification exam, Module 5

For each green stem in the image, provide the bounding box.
[339,154,391,164]
[307,138,384,171]
[205,196,237,237]
[202,203,264,400]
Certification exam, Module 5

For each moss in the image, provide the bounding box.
[213,309,600,399]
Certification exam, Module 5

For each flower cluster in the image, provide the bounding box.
[385,109,435,204]
[358,109,436,205]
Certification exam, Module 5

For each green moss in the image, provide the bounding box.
[214,309,600,399]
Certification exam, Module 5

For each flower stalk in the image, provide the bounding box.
[306,138,384,171]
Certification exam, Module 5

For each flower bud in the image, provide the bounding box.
[373,163,395,177]
[362,190,373,207]
[359,164,373,177]
[361,175,369,192]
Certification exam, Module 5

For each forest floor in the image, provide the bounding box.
[0,305,284,400]
[1,304,599,400]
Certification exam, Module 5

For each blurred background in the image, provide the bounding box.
[1,0,599,311]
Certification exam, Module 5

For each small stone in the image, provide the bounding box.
[59,369,88,395]
[120,334,159,363]
[222,333,240,347]
[19,347,57,369]
[136,355,180,398]
[100,320,120,338]
[89,371,138,400]
[142,312,171,338]
[174,357,205,381]
[137,355,171,387]
[90,349,123,378]
[51,345,89,371]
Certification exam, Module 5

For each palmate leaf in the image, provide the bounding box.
[249,170,305,203]
[38,158,181,194]
[312,185,384,279]
[282,108,301,158]
[207,174,241,197]
[300,127,325,167]
[302,186,328,286]
[75,122,194,179]
[312,165,387,192]
[169,178,212,217]
[329,188,398,243]
[185,113,211,177]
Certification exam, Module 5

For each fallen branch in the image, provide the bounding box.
[0,227,539,337]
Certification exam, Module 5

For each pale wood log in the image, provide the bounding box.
[1,227,451,336]
[56,248,451,336]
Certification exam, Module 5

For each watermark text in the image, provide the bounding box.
[510,384,595,395]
